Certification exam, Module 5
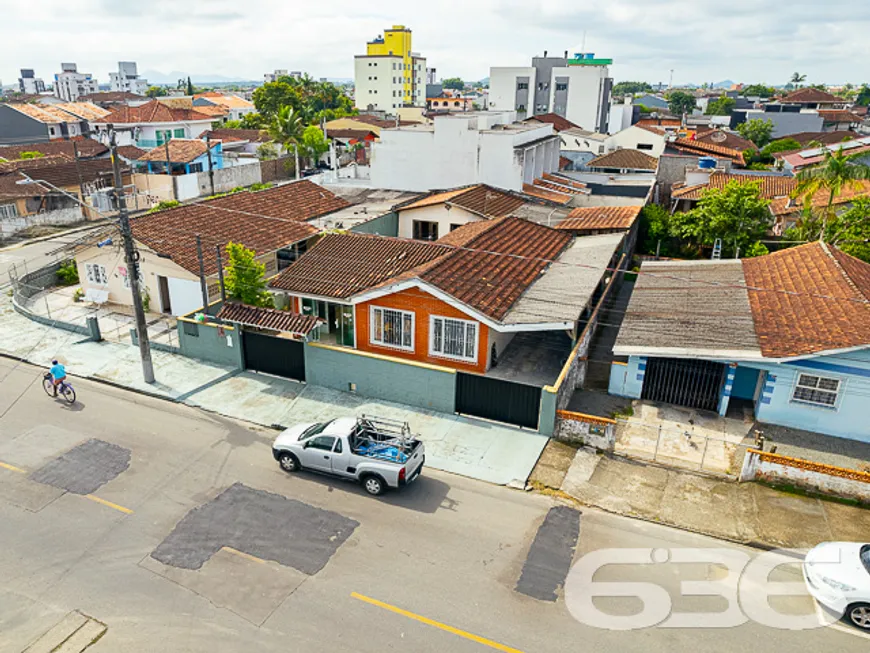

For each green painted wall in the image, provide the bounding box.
[304,343,456,413]
[177,320,243,368]
[349,211,399,237]
[539,387,558,436]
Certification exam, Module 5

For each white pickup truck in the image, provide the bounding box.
[272,415,425,496]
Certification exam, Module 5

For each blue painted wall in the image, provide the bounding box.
[177,320,243,368]
[731,366,760,400]
[608,357,644,398]
[350,212,399,237]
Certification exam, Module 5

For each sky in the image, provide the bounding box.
[3,0,870,88]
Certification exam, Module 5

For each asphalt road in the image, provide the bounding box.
[0,227,100,289]
[0,356,867,653]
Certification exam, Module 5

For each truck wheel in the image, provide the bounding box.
[279,453,300,473]
[362,475,385,496]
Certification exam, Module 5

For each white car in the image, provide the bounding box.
[803,541,870,630]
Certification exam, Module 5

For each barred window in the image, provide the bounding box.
[791,373,840,408]
[430,316,477,362]
[371,306,414,351]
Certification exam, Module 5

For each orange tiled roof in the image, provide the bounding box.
[672,172,797,201]
[93,100,214,124]
[0,137,107,161]
[137,139,216,164]
[526,113,581,132]
[818,110,863,123]
[669,137,746,165]
[217,302,321,336]
[397,185,526,219]
[522,183,573,204]
[555,206,642,231]
[587,149,659,171]
[781,88,840,104]
[742,242,870,357]
[693,129,757,152]
[769,180,870,217]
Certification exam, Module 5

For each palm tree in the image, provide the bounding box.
[793,148,870,240]
[265,106,304,179]
[790,72,807,88]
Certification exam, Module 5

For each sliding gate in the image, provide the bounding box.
[242,330,306,381]
[455,372,541,429]
[641,358,725,413]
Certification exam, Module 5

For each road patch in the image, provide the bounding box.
[29,439,130,495]
[515,505,581,601]
[151,482,359,574]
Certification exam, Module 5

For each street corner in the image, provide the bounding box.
[143,482,360,624]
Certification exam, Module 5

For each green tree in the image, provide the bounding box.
[784,199,870,263]
[667,90,696,116]
[253,81,303,118]
[442,77,465,90]
[789,72,807,88]
[256,142,279,160]
[146,86,167,98]
[670,181,773,257]
[794,147,870,235]
[612,81,653,96]
[240,113,267,129]
[18,151,45,159]
[266,105,304,152]
[299,125,328,168]
[224,242,273,307]
[856,85,870,107]
[148,200,180,213]
[735,118,774,147]
[221,119,244,129]
[186,76,194,96]
[705,96,735,115]
[741,84,776,98]
[639,204,674,255]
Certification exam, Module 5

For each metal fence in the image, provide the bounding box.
[613,418,753,477]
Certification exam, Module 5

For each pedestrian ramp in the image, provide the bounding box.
[23,610,107,653]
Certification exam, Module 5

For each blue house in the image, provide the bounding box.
[609,243,870,443]
[135,139,223,175]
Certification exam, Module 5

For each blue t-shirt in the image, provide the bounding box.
[50,363,66,379]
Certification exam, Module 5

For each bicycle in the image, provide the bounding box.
[43,372,76,404]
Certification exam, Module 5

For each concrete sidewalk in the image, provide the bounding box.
[551,447,870,549]
[0,295,546,486]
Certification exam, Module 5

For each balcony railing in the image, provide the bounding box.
[135,139,160,149]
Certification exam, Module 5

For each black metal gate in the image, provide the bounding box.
[455,373,541,429]
[641,357,725,412]
[242,331,306,381]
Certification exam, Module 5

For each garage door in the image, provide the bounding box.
[641,358,725,413]
[242,331,305,381]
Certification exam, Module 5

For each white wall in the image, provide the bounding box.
[550,66,609,132]
[606,125,666,157]
[608,100,634,134]
[488,67,535,117]
[167,277,204,316]
[487,329,515,368]
[397,205,483,240]
[354,56,404,111]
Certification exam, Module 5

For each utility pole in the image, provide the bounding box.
[164,141,177,200]
[109,127,155,384]
[206,134,215,196]
[215,244,227,303]
[294,143,300,180]
[195,235,210,313]
[72,141,87,218]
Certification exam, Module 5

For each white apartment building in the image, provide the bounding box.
[54,63,99,102]
[18,69,46,95]
[109,62,148,95]
[370,110,560,192]
[264,70,301,83]
[354,55,426,111]
[489,51,613,133]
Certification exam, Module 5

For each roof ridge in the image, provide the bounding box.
[822,241,870,301]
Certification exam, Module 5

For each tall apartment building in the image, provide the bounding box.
[264,69,301,83]
[18,69,46,95]
[489,51,613,133]
[354,24,426,111]
[109,62,148,95]
[54,63,99,102]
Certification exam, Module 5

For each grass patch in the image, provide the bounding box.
[610,405,634,419]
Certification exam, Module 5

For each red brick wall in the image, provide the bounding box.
[355,287,487,374]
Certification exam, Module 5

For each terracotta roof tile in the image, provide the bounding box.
[93,100,214,124]
[522,184,573,204]
[1,157,123,189]
[742,243,870,357]
[79,91,142,104]
[693,129,757,152]
[672,172,797,201]
[202,129,271,143]
[0,138,107,161]
[397,184,526,219]
[788,131,861,146]
[769,180,870,217]
[556,206,642,231]
[269,232,449,299]
[217,302,321,336]
[669,138,746,165]
[587,149,659,171]
[116,145,147,160]
[818,110,863,123]
[637,118,681,128]
[137,139,216,164]
[194,94,254,110]
[782,88,840,104]
[526,113,581,132]
[131,181,347,276]
[420,217,572,321]
[326,128,377,141]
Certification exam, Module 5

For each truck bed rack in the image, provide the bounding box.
[350,414,419,464]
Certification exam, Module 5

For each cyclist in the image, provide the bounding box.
[49,360,67,397]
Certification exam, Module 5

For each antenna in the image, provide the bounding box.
[669,69,674,89]
[581,31,587,54]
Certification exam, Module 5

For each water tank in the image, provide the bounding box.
[698,156,717,169]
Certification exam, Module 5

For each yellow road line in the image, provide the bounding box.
[85,495,133,514]
[221,547,266,564]
[0,461,26,474]
[350,592,525,653]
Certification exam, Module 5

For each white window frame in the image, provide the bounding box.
[790,373,841,409]
[85,262,108,287]
[0,203,19,219]
[429,315,478,364]
[370,306,415,352]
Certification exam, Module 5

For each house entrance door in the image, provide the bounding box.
[157,276,171,314]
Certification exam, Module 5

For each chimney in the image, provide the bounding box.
[544,50,548,58]
[564,50,568,59]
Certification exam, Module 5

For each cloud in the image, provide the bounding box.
[2,0,868,87]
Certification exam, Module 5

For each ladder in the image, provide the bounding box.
[711,238,722,260]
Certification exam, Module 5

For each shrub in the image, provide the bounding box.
[148,200,181,213]
[56,260,79,286]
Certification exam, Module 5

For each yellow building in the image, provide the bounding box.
[354,25,427,111]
